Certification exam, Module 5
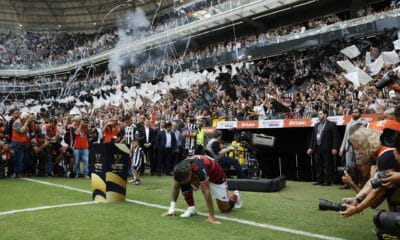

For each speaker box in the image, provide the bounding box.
[252,133,275,147]
[227,176,286,192]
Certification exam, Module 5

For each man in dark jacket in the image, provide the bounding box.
[138,118,155,175]
[307,109,339,186]
[155,122,176,176]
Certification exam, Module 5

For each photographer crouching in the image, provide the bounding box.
[338,127,400,239]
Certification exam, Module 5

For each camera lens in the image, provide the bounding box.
[371,178,382,189]
[380,129,398,147]
[373,209,400,233]
[318,199,346,211]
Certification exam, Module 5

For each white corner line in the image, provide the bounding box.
[15,178,344,240]
[0,201,97,216]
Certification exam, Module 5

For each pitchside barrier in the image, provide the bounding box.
[90,143,130,202]
[203,114,384,182]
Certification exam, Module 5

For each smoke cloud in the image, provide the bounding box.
[108,7,150,84]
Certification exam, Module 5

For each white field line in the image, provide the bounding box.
[8,178,345,240]
[0,201,97,216]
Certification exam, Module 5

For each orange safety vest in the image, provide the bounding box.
[73,127,89,149]
[103,125,120,143]
[11,121,30,145]
[44,124,57,138]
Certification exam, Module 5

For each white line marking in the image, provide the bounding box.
[0,201,97,216]
[17,178,344,240]
[23,178,92,194]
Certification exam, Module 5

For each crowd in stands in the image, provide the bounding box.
[0,0,249,69]
[3,0,390,71]
[2,22,400,121]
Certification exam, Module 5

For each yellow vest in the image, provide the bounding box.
[229,140,246,165]
[196,128,205,146]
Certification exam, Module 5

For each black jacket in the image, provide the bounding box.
[156,130,177,151]
[309,120,339,152]
[138,126,155,148]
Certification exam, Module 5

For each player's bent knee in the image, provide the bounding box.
[216,199,232,213]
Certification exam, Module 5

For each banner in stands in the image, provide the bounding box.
[216,121,237,129]
[282,119,311,128]
[259,120,284,128]
[237,120,259,129]
[204,114,379,131]
[90,143,130,202]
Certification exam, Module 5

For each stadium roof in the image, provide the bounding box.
[0,0,174,33]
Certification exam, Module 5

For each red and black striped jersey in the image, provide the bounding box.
[191,155,226,184]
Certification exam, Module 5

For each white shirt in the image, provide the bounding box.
[165,131,172,148]
[253,104,266,120]
[145,127,149,143]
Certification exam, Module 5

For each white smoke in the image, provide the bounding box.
[108,7,150,84]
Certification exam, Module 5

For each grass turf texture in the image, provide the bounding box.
[0,177,381,240]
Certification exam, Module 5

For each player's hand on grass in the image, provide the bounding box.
[206,216,221,224]
[161,211,176,217]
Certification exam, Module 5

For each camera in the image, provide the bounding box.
[375,71,399,90]
[371,171,388,189]
[373,209,400,238]
[83,118,89,124]
[318,199,346,212]
[337,166,349,176]
[238,131,252,142]
[380,128,399,147]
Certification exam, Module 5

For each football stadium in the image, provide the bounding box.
[0,0,400,239]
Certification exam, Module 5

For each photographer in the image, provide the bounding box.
[0,141,13,179]
[101,116,120,143]
[41,118,60,144]
[379,131,400,197]
[71,116,90,179]
[229,133,246,166]
[31,133,52,176]
[58,147,74,178]
[205,130,245,178]
[341,156,372,193]
[372,130,400,239]
[339,127,400,218]
[87,121,100,145]
[11,112,33,178]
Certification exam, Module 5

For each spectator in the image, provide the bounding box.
[155,122,176,176]
[138,118,156,176]
[338,108,368,188]
[130,139,146,185]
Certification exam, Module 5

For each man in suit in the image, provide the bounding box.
[156,122,176,176]
[307,109,339,186]
[139,118,156,175]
